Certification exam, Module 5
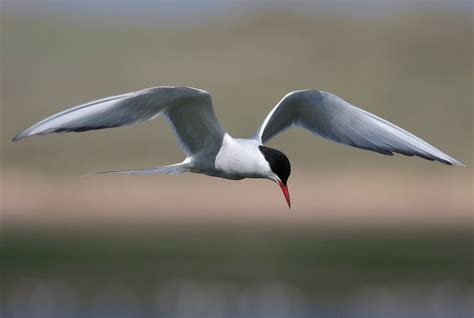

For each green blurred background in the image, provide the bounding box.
[1,1,473,317]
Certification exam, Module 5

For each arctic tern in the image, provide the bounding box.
[13,86,464,208]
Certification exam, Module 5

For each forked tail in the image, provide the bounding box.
[82,160,191,177]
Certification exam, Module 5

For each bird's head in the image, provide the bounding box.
[259,145,292,208]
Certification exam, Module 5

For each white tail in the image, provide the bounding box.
[81,160,191,177]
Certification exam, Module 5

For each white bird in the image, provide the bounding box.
[13,86,464,208]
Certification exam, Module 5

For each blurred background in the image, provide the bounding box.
[1,0,473,317]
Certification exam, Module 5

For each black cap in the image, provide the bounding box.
[259,146,291,185]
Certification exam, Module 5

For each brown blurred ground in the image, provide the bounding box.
[3,168,471,228]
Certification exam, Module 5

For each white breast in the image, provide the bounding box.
[214,134,272,179]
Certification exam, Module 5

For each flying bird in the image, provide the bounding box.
[13,86,464,208]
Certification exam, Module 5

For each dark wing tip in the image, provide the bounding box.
[417,154,464,166]
[12,132,25,142]
[434,158,465,167]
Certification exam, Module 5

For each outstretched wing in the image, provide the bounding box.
[256,90,463,166]
[13,86,226,156]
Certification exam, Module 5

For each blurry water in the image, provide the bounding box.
[2,226,473,318]
[4,279,473,318]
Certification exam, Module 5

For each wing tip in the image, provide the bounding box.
[12,128,46,142]
[450,159,466,167]
[434,156,465,167]
[12,132,27,142]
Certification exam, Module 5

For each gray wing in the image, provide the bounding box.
[256,90,463,166]
[13,86,226,156]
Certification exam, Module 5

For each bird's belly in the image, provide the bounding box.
[191,163,247,180]
[208,170,246,180]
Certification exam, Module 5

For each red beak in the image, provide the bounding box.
[278,181,291,209]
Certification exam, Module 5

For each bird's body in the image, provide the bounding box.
[13,86,463,208]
